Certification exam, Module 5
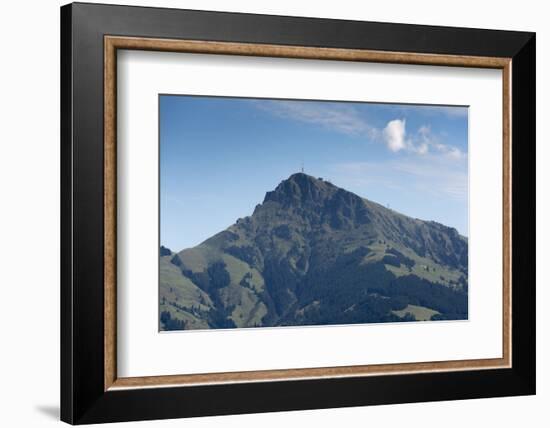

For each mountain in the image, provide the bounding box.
[160,173,468,331]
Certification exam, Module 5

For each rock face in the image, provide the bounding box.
[160,173,468,331]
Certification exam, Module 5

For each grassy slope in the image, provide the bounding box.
[175,245,268,328]
[392,304,440,321]
[159,302,210,330]
[363,240,465,288]
[159,255,213,330]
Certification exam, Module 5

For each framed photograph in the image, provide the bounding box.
[61,2,535,424]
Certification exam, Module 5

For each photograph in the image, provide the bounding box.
[159,95,469,331]
[54,2,536,424]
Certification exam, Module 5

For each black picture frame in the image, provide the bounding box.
[61,2,535,424]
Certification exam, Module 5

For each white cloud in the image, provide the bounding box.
[418,125,431,137]
[253,100,378,139]
[331,154,468,201]
[416,124,466,159]
[383,119,407,152]
[447,147,465,160]
[416,143,429,155]
[253,100,466,159]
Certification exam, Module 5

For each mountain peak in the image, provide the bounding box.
[285,172,328,186]
[263,173,336,205]
[164,172,469,331]
[287,172,318,181]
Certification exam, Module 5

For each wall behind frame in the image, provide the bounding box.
[0,1,545,428]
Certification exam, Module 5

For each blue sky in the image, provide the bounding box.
[160,95,468,251]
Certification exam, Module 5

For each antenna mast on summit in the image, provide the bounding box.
[301,159,304,173]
